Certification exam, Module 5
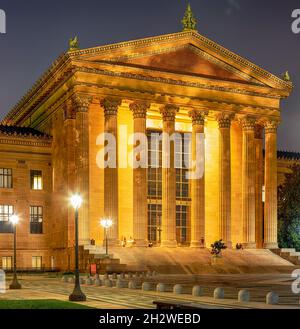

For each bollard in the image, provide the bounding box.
[68,277,74,283]
[103,273,109,280]
[128,281,138,289]
[173,284,183,295]
[116,279,125,289]
[86,277,94,285]
[238,290,250,303]
[61,276,68,282]
[127,273,133,279]
[94,278,102,286]
[80,277,85,284]
[214,287,225,299]
[156,283,166,292]
[142,282,152,291]
[266,292,279,305]
[119,273,125,279]
[94,273,99,279]
[192,286,204,297]
[112,273,118,280]
[104,279,113,287]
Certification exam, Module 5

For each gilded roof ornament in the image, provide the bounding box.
[69,36,79,51]
[182,3,197,31]
[282,71,291,82]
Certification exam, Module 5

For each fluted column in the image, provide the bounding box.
[130,101,150,247]
[160,104,179,248]
[216,112,234,248]
[72,94,93,245]
[189,109,208,248]
[63,101,77,247]
[101,98,122,245]
[264,120,279,249]
[255,125,264,248]
[240,116,256,249]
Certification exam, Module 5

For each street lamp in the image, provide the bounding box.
[100,218,113,256]
[9,214,21,290]
[69,194,86,302]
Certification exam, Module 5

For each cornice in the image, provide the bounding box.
[0,136,52,148]
[5,30,291,125]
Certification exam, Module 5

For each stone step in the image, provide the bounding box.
[290,252,300,257]
[280,248,296,253]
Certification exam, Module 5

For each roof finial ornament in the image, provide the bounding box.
[69,36,79,51]
[282,71,291,82]
[182,3,197,31]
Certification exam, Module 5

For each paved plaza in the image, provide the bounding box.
[0,273,299,309]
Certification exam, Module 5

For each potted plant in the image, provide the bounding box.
[210,239,227,265]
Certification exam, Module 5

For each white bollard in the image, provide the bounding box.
[266,292,279,305]
[104,279,113,287]
[173,284,183,295]
[112,273,118,280]
[128,281,137,289]
[116,279,125,289]
[86,277,94,285]
[156,283,166,292]
[214,287,225,299]
[238,290,250,303]
[80,277,85,284]
[142,282,152,291]
[192,286,204,297]
[61,276,68,282]
[68,277,74,283]
[94,278,101,286]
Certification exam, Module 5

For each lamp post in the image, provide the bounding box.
[69,194,86,302]
[100,219,113,257]
[9,214,21,290]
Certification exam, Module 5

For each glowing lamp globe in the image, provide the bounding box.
[10,214,19,225]
[71,194,83,210]
[100,219,113,229]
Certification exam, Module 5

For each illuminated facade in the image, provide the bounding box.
[0,22,293,269]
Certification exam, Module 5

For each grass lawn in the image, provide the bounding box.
[0,299,93,309]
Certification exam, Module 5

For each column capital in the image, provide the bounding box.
[129,101,151,119]
[71,94,93,113]
[264,120,280,134]
[254,125,264,139]
[160,104,179,122]
[238,116,257,131]
[216,112,235,128]
[189,109,209,126]
[100,97,122,117]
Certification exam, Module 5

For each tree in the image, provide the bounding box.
[278,164,300,251]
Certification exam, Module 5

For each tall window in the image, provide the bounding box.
[175,133,191,199]
[32,256,42,270]
[30,206,43,234]
[176,205,190,245]
[1,256,12,270]
[30,170,43,190]
[148,204,162,243]
[0,168,12,189]
[147,131,162,198]
[147,130,191,244]
[0,205,14,233]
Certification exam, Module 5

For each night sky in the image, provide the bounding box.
[0,0,299,151]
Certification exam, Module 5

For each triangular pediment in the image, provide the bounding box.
[70,31,292,92]
[108,45,262,84]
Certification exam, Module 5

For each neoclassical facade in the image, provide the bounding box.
[0,23,293,269]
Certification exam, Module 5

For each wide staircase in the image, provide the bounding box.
[79,245,127,274]
[272,248,300,265]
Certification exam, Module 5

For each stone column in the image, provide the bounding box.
[72,94,93,246]
[264,120,279,249]
[63,101,77,247]
[240,116,256,249]
[255,125,264,248]
[129,101,150,247]
[160,104,179,248]
[101,98,122,245]
[216,112,234,248]
[189,109,208,248]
